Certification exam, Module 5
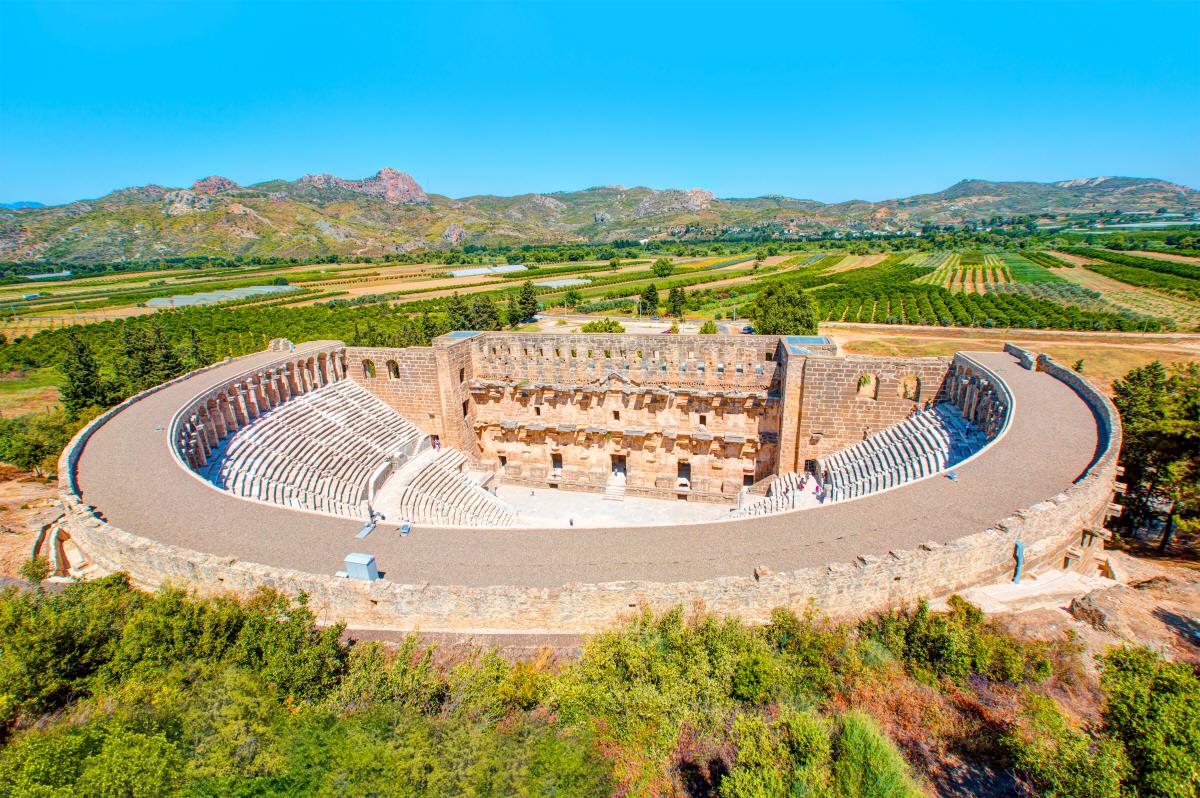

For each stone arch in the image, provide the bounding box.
[387,359,400,379]
[856,373,879,400]
[362,359,377,379]
[897,374,920,401]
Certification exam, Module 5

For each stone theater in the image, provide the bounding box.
[58,331,1121,632]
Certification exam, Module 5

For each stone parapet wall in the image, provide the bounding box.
[1004,343,1037,370]
[60,459,1113,632]
[1036,353,1120,476]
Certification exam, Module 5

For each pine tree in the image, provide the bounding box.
[470,296,502,331]
[639,283,659,315]
[59,333,108,419]
[446,293,472,330]
[518,281,539,321]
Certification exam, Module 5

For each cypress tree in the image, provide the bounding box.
[639,283,659,315]
[518,281,539,321]
[506,293,521,328]
[183,328,209,369]
[120,325,154,394]
[59,333,107,419]
[667,286,686,318]
[148,324,183,385]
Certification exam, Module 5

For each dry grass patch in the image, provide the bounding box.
[832,327,1200,393]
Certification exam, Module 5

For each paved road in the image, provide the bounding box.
[75,350,1101,589]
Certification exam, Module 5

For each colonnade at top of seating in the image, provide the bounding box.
[946,355,1011,440]
[175,346,348,472]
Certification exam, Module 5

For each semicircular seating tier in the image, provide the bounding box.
[732,402,990,518]
[202,378,516,526]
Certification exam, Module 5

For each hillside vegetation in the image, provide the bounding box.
[1,573,1196,797]
[2,170,1196,263]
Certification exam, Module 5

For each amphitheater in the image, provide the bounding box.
[58,330,1122,633]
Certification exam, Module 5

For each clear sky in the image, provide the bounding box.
[1,0,1197,205]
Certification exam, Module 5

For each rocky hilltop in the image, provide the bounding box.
[295,167,429,205]
[1,170,1196,263]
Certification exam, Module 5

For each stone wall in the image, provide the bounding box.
[344,346,442,437]
[1004,343,1037,371]
[433,334,480,458]
[59,348,1119,634]
[793,356,953,466]
[468,332,786,391]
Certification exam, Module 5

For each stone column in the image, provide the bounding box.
[218,396,238,435]
[228,388,248,428]
[275,369,291,403]
[241,381,260,421]
[198,407,219,448]
[189,431,207,468]
[259,373,276,409]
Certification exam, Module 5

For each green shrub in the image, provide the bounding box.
[328,637,447,713]
[579,317,625,333]
[721,711,834,798]
[1099,646,1200,798]
[1004,692,1126,798]
[0,574,143,725]
[552,608,772,755]
[763,607,850,696]
[77,728,183,798]
[731,648,783,705]
[832,711,922,798]
[859,597,1050,683]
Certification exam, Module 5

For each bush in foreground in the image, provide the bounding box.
[0,576,1192,797]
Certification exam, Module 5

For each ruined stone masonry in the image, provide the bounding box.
[58,332,1120,633]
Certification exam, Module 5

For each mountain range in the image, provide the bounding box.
[2,169,1196,263]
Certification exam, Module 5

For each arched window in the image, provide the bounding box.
[856,373,879,400]
[362,359,376,379]
[898,375,920,401]
[387,360,400,379]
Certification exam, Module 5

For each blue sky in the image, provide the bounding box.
[1,0,1197,205]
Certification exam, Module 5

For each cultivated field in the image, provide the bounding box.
[1050,263,1200,328]
[1127,249,1200,265]
[829,323,1200,394]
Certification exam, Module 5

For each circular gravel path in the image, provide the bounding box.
[76,350,1100,588]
